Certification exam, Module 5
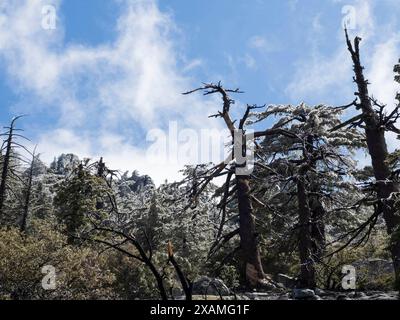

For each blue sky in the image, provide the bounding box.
[0,0,399,184]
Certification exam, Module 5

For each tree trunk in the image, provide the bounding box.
[306,135,326,262]
[309,194,326,262]
[0,123,13,218]
[236,176,266,287]
[297,177,316,289]
[366,125,400,288]
[147,259,169,301]
[168,242,193,301]
[20,157,34,232]
[133,238,168,301]
[347,33,400,289]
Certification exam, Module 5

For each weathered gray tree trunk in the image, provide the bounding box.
[236,176,266,287]
[346,32,400,289]
[183,84,273,288]
[0,119,15,219]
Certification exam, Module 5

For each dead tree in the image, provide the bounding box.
[167,241,193,301]
[0,118,16,216]
[0,116,28,221]
[339,30,400,288]
[20,147,37,232]
[87,226,169,300]
[86,225,194,300]
[183,83,291,288]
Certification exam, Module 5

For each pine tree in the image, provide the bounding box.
[250,103,365,288]
[54,162,111,243]
[0,116,25,220]
[341,31,400,289]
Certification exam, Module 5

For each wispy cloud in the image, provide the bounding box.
[0,0,222,184]
[248,35,279,53]
[286,0,399,155]
[0,0,398,182]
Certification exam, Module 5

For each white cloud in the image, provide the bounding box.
[352,0,375,39]
[249,36,267,50]
[248,35,278,53]
[182,59,203,73]
[286,0,378,103]
[367,35,400,152]
[286,0,399,102]
[33,128,189,184]
[312,13,323,33]
[0,0,224,185]
[35,129,92,161]
[243,54,256,69]
[367,35,400,108]
[287,0,400,155]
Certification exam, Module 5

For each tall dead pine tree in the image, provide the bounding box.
[345,30,400,289]
[0,116,25,220]
[184,83,280,288]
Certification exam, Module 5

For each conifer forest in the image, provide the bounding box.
[0,0,400,305]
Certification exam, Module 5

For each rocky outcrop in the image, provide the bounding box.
[192,276,231,297]
[241,290,399,300]
[291,288,317,299]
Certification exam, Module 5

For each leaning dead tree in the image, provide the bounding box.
[334,30,400,288]
[85,223,193,301]
[86,225,169,300]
